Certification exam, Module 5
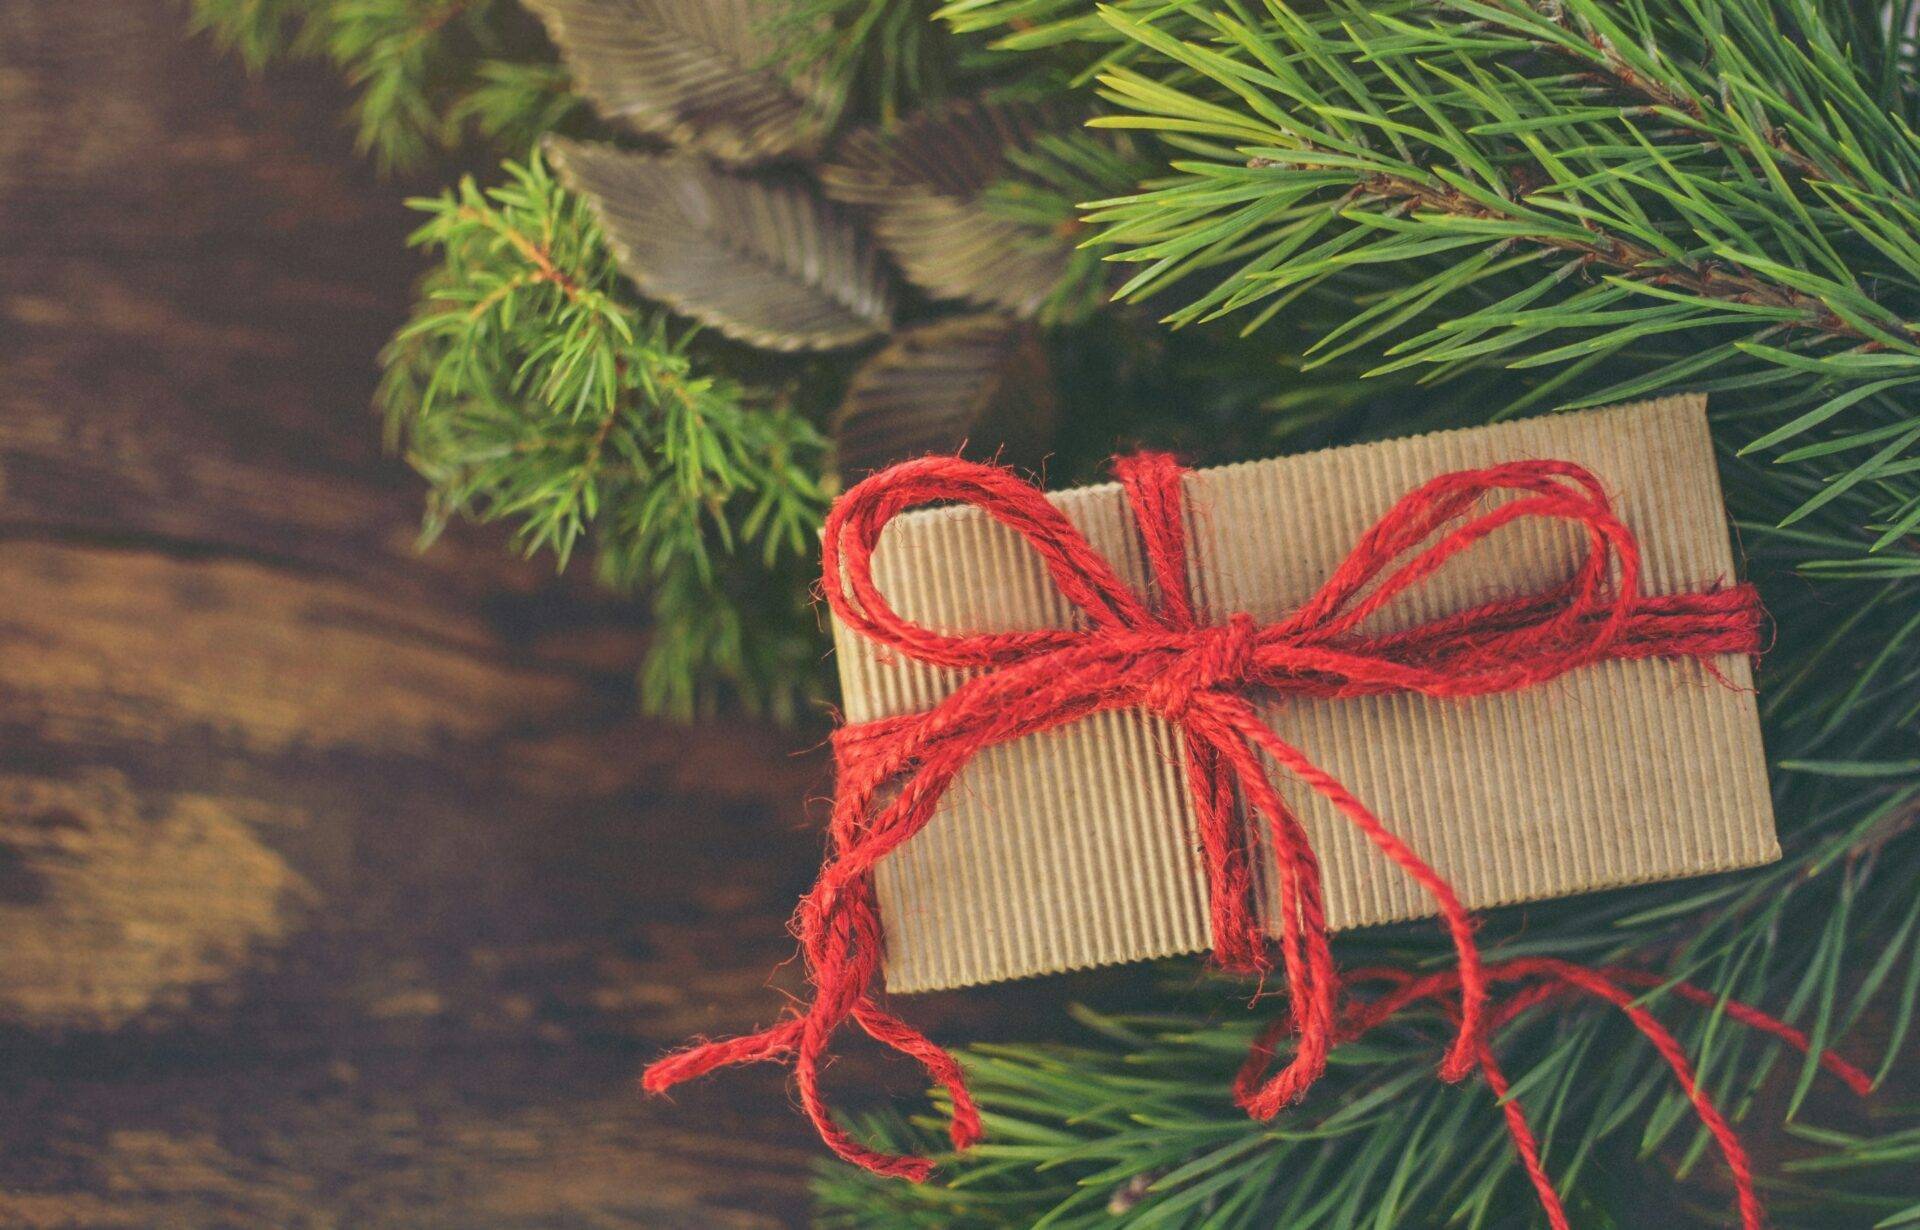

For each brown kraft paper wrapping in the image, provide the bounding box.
[830,395,1779,994]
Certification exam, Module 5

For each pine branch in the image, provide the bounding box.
[189,0,573,170]
[379,152,830,717]
[815,845,1918,1228]
[1243,159,1867,340]
[1081,0,1920,555]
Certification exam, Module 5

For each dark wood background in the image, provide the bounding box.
[0,2,1050,1224]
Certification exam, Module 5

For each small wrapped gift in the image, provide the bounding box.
[834,394,1775,993]
[645,393,1863,1219]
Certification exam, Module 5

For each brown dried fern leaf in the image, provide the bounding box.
[823,99,1074,318]
[525,0,834,164]
[550,137,894,352]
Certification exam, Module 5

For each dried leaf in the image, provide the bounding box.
[823,100,1073,318]
[832,313,1056,479]
[824,98,1060,205]
[549,138,894,352]
[523,0,832,164]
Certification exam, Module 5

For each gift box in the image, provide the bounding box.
[831,394,1777,994]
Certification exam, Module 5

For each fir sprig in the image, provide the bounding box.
[379,154,830,718]
[1081,0,1920,555]
[189,0,572,170]
[452,59,582,153]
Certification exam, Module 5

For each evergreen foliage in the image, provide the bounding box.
[189,0,575,170]
[378,156,829,718]
[194,0,1919,1224]
[1079,0,1920,553]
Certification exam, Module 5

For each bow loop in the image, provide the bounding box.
[822,456,1161,672]
[1114,451,1201,629]
[1280,462,1637,654]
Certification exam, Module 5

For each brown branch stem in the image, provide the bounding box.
[1490,0,1869,192]
[1249,153,1891,345]
[457,205,585,300]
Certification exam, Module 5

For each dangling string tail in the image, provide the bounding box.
[641,451,1865,1223]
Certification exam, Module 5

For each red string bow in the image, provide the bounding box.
[644,452,1868,1225]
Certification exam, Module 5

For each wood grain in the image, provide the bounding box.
[0,2,830,1222]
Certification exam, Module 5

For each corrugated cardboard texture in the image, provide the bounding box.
[832,396,1779,994]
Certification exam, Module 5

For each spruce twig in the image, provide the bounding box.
[1080,0,1920,551]
[189,0,575,170]
[379,153,830,718]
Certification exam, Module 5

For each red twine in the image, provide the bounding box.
[643,452,1868,1223]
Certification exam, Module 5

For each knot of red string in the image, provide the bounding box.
[642,452,1869,1226]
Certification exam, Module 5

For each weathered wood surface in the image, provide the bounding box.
[0,3,1016,1224]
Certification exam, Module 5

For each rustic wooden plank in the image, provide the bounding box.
[0,1047,814,1229]
[0,2,843,1222]
[0,0,531,602]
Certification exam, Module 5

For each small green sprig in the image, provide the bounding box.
[380,153,830,718]
[189,0,575,171]
[1082,0,1920,557]
[452,59,582,154]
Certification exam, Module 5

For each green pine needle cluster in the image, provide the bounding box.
[378,155,829,719]
[1079,0,1920,557]
[188,0,577,170]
